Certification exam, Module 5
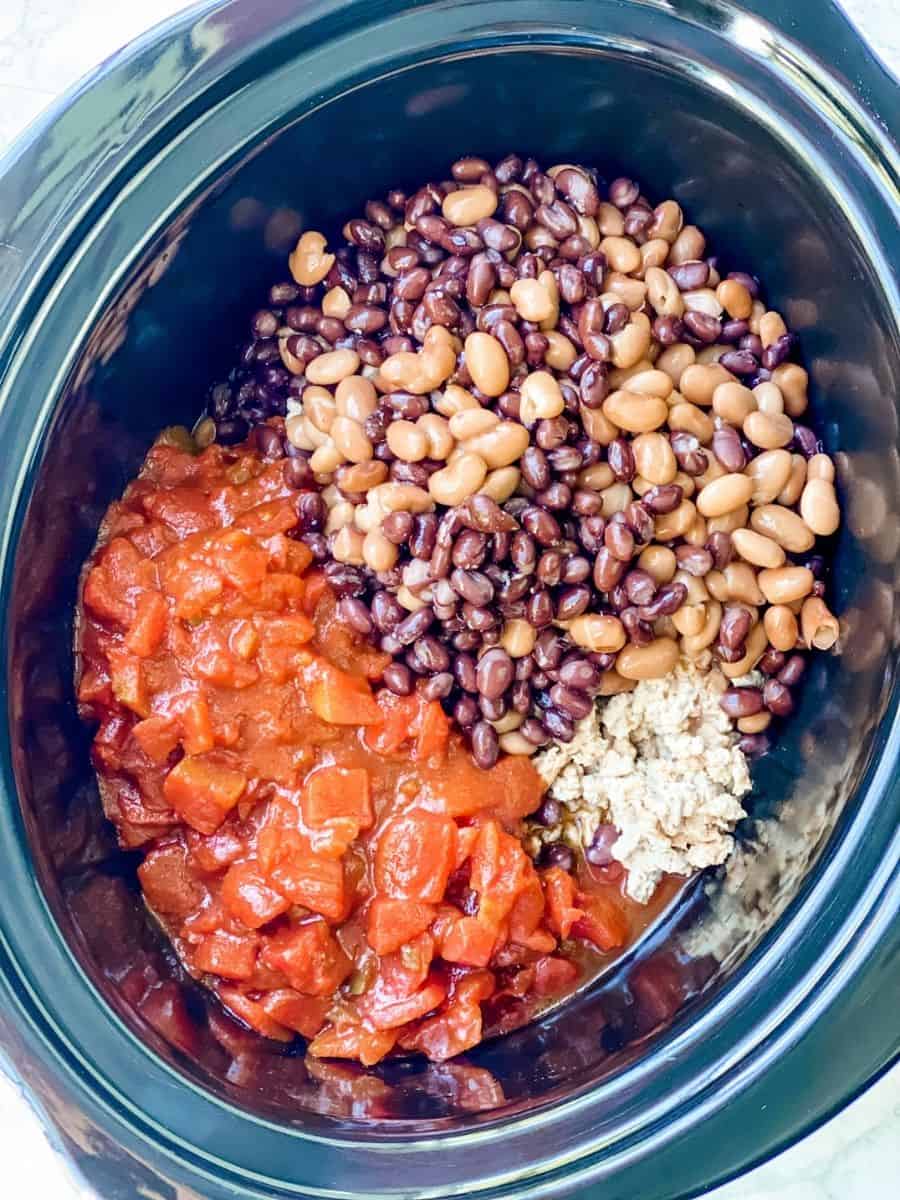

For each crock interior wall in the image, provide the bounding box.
[9,46,898,1125]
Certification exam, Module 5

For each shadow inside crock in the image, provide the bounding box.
[7,43,897,1126]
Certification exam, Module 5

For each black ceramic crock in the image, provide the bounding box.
[0,2,897,1197]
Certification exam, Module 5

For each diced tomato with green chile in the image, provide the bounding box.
[77,432,636,1066]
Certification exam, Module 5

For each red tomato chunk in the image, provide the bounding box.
[77,434,638,1065]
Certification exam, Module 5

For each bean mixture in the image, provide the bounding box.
[196,154,840,769]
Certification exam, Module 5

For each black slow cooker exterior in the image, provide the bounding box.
[0,2,897,1197]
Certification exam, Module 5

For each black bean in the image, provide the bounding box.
[534,629,564,670]
[525,588,554,628]
[338,596,374,635]
[384,662,414,695]
[450,568,494,606]
[719,605,751,651]
[763,678,793,716]
[778,654,806,687]
[719,687,764,719]
[738,733,770,757]
[522,506,560,546]
[675,545,713,576]
[396,606,434,645]
[454,695,479,726]
[542,708,575,743]
[624,568,657,606]
[471,720,500,768]
[642,484,683,514]
[549,683,593,719]
[637,581,687,620]
[542,842,575,871]
[706,530,733,570]
[555,584,592,621]
[559,656,601,691]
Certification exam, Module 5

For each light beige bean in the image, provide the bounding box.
[708,504,749,535]
[753,381,784,415]
[285,412,313,450]
[800,478,840,536]
[362,528,399,572]
[748,299,765,334]
[330,415,373,463]
[606,274,647,310]
[764,605,799,652]
[684,512,708,546]
[537,270,561,332]
[668,225,705,265]
[335,375,378,422]
[600,482,634,516]
[640,237,670,272]
[776,454,807,506]
[416,413,454,460]
[724,561,765,605]
[500,619,537,658]
[309,443,344,474]
[436,384,480,416]
[464,332,510,397]
[578,462,615,491]
[289,230,335,286]
[448,408,498,440]
[759,310,787,347]
[608,358,654,391]
[807,453,835,483]
[372,482,434,513]
[695,455,727,489]
[331,525,365,565]
[544,330,578,371]
[638,544,677,584]
[745,448,792,505]
[743,409,794,450]
[680,600,722,655]
[617,637,680,679]
[303,385,337,433]
[324,500,356,533]
[650,199,683,242]
[596,670,636,696]
[712,380,756,425]
[578,214,602,246]
[442,184,497,226]
[569,614,627,653]
[380,326,457,394]
[386,420,428,462]
[800,597,839,650]
[520,370,565,423]
[737,711,772,734]
[674,569,709,605]
[696,344,727,365]
[757,565,814,604]
[498,731,536,756]
[596,202,624,236]
[716,279,753,319]
[396,584,427,612]
[278,337,308,375]
[510,278,555,323]
[428,453,488,505]
[682,288,723,318]
[731,527,786,569]
[306,349,361,386]
[580,404,619,445]
[696,473,754,517]
[603,390,668,433]
[654,499,697,541]
[337,461,388,493]
[720,620,768,677]
[633,432,677,484]
[625,368,674,399]
[668,402,714,443]
[322,286,351,319]
[751,504,815,552]
[600,235,642,274]
[610,313,652,368]
[492,711,524,735]
[772,363,809,417]
[464,421,530,469]
[480,466,520,503]
[656,342,696,386]
[672,603,707,637]
[706,569,728,602]
[680,363,732,407]
[645,266,684,316]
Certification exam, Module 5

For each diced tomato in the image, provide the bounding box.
[162,556,225,621]
[363,691,421,754]
[508,874,546,945]
[572,890,629,952]
[453,824,480,868]
[300,566,329,616]
[193,930,259,980]
[363,976,447,1031]
[221,860,291,929]
[375,810,456,903]
[260,989,330,1039]
[366,898,435,956]
[542,867,584,940]
[217,987,293,1042]
[488,756,546,825]
[187,827,245,873]
[401,971,493,1061]
[162,756,247,835]
[416,701,450,765]
[82,563,133,627]
[235,499,300,538]
[305,660,381,725]
[137,841,204,919]
[258,827,346,922]
[470,821,531,929]
[307,1022,398,1067]
[131,715,180,765]
[440,916,497,968]
[370,932,435,1002]
[532,955,579,997]
[108,650,150,717]
[124,591,168,657]
[301,766,373,856]
[178,693,215,756]
[260,920,352,995]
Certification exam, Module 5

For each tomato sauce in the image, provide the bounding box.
[76,436,650,1065]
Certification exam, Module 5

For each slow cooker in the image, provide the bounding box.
[0,1,897,1197]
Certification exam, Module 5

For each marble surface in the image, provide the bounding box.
[0,1,896,1197]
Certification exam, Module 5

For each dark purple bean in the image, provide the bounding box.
[522,507,560,547]
[604,521,635,563]
[533,629,564,670]
[451,529,487,569]
[637,581,687,620]
[720,318,750,344]
[675,544,713,576]
[585,823,619,866]
[215,417,248,445]
[609,177,639,208]
[652,315,684,345]
[466,254,497,307]
[526,588,554,628]
[554,167,600,217]
[623,501,655,545]
[521,717,550,747]
[623,568,657,606]
[719,605,752,651]
[642,484,683,514]
[719,349,757,376]
[284,456,314,490]
[778,654,806,687]
[549,684,593,720]
[561,555,592,584]
[603,303,630,336]
[471,720,500,769]
[510,531,537,573]
[792,425,820,459]
[454,695,479,727]
[296,492,326,532]
[669,432,706,476]
[535,550,562,586]
[382,510,414,544]
[712,427,747,472]
[706,530,733,570]
[337,596,374,635]
[758,647,786,676]
[555,584,592,621]
[536,481,573,511]
[761,333,794,370]
[727,271,760,298]
[683,311,722,343]
[395,606,434,645]
[511,680,532,714]
[668,260,709,290]
[578,514,606,554]
[461,494,518,534]
[542,709,575,743]
[414,635,450,673]
[763,678,794,716]
[719,687,764,719]
[451,568,494,606]
[593,546,627,591]
[383,663,414,695]
[559,657,601,692]
[476,218,520,253]
[462,603,496,632]
[535,416,570,449]
[621,607,653,646]
[738,733,770,757]
[608,437,636,483]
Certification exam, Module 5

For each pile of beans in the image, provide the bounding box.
[197,154,841,768]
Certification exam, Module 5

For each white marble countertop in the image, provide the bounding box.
[0,1,896,1197]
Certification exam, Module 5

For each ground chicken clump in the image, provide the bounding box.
[532,661,754,903]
